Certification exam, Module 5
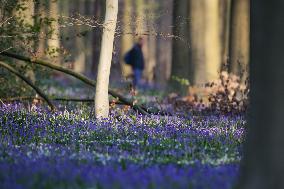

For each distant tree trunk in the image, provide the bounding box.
[19,0,35,49]
[120,0,133,78]
[47,0,61,64]
[239,1,284,188]
[190,0,206,85]
[229,0,250,80]
[204,0,221,82]
[91,0,105,78]
[16,0,35,26]
[95,0,118,118]
[74,0,86,74]
[144,0,157,84]
[171,0,190,93]
[219,0,232,71]
[13,0,35,52]
[35,1,47,58]
[134,0,145,35]
[84,0,94,76]
[15,0,36,82]
[134,0,150,82]
[155,0,173,89]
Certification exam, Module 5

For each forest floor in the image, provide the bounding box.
[0,83,245,189]
[0,104,245,188]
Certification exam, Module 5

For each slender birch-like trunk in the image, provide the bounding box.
[95,0,118,118]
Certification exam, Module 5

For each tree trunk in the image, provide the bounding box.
[171,0,190,93]
[119,0,133,78]
[190,0,206,85]
[95,0,118,118]
[35,1,47,58]
[144,0,157,84]
[47,0,61,64]
[15,0,36,82]
[229,0,250,80]
[74,0,86,74]
[16,0,35,25]
[204,0,221,82]
[134,0,145,35]
[91,0,105,78]
[239,0,284,188]
[155,0,173,89]
[219,0,232,71]
[83,0,94,75]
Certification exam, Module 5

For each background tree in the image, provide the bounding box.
[95,0,118,118]
[239,0,284,188]
[1,0,252,101]
[229,0,250,81]
[119,0,134,78]
[73,0,87,74]
[204,0,221,82]
[170,0,190,93]
[47,0,61,64]
[154,0,173,89]
[34,1,48,58]
[91,0,104,78]
[219,0,232,70]
[144,0,157,84]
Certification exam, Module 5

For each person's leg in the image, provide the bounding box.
[133,69,142,88]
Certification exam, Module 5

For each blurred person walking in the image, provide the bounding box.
[124,37,145,88]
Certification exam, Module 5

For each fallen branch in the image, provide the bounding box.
[2,96,171,115]
[2,96,93,102]
[0,52,149,115]
[0,61,56,111]
[2,96,123,105]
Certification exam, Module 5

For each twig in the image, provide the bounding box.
[0,16,12,27]
[0,98,6,106]
[0,47,12,54]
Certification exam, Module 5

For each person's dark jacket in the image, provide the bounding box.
[129,44,144,70]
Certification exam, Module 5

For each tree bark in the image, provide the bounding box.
[47,0,60,64]
[239,0,284,188]
[190,0,221,85]
[219,0,232,71]
[155,0,173,89]
[16,0,35,25]
[229,0,250,80]
[134,0,145,35]
[95,0,118,118]
[120,0,134,78]
[35,1,47,58]
[204,0,221,82]
[171,0,190,93]
[91,0,105,78]
[74,0,86,74]
[144,0,157,84]
[190,0,206,85]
